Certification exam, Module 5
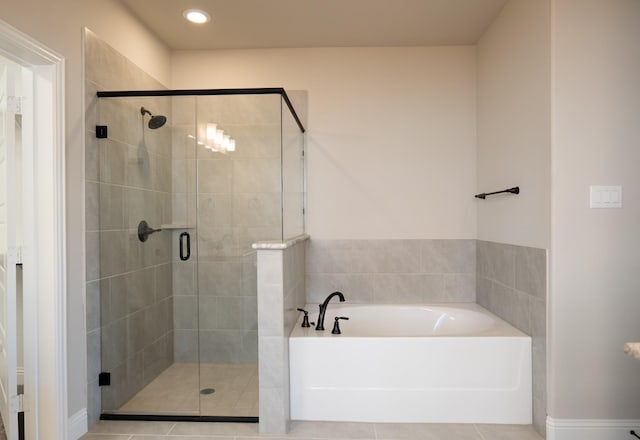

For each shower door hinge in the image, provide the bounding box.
[99,372,111,386]
[7,96,24,115]
[96,125,108,139]
[10,394,24,413]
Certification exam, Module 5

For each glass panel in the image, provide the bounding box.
[98,95,201,415]
[167,96,201,414]
[195,94,281,417]
[281,97,305,239]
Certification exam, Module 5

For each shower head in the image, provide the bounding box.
[140,106,167,129]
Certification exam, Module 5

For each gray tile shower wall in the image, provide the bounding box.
[305,239,476,304]
[172,252,258,364]
[476,240,547,437]
[84,29,173,425]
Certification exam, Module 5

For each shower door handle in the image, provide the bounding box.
[179,232,191,261]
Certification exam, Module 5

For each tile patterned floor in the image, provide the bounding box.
[82,420,544,440]
[95,362,544,439]
[116,363,258,417]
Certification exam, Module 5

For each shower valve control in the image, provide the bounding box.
[297,308,314,328]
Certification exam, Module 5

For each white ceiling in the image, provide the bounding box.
[118,0,508,50]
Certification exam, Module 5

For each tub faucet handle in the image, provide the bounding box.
[297,308,314,328]
[331,316,349,335]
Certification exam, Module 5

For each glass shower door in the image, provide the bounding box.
[97,95,202,415]
[194,94,283,417]
[163,95,201,415]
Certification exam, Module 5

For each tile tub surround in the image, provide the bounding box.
[304,239,546,436]
[85,29,173,424]
[306,239,476,304]
[476,240,547,437]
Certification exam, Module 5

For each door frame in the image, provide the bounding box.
[0,19,67,439]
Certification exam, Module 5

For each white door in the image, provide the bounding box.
[0,59,20,440]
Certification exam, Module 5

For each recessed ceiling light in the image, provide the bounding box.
[183,9,211,24]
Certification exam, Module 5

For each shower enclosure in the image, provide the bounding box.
[94,89,305,420]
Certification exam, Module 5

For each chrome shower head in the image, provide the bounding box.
[140,106,167,129]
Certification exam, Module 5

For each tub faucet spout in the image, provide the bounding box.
[315,291,345,331]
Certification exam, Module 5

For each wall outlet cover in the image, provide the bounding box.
[589,185,622,208]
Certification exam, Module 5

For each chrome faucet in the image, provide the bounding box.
[315,291,345,331]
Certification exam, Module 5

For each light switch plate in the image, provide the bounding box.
[590,185,622,208]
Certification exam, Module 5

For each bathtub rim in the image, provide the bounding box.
[290,302,529,338]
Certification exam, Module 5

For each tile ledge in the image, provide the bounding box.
[161,223,196,230]
[252,234,310,250]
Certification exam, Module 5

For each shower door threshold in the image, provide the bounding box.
[100,413,258,423]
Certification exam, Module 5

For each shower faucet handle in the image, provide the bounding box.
[137,220,163,242]
[297,308,314,328]
[331,316,349,335]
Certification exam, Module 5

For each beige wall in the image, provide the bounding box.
[0,0,171,419]
[172,47,477,240]
[477,0,551,250]
[550,0,640,419]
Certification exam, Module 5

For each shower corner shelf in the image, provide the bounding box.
[161,223,196,230]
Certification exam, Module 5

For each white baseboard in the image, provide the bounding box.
[547,417,640,440]
[68,409,88,440]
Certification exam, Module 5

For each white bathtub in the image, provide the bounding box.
[289,303,531,424]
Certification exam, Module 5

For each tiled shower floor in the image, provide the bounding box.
[116,363,259,417]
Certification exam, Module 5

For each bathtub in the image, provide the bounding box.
[289,303,531,424]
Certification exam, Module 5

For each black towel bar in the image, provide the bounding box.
[475,186,520,199]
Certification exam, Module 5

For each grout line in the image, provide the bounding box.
[473,423,487,440]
